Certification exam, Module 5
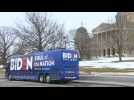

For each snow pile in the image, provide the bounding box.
[79,57,134,69]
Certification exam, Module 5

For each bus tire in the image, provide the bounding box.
[39,75,44,83]
[8,74,12,81]
[45,75,51,84]
[63,80,71,84]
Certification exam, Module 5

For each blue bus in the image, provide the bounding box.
[5,49,79,83]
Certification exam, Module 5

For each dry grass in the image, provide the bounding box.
[80,67,134,73]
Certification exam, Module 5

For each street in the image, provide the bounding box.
[0,79,118,87]
[0,74,134,87]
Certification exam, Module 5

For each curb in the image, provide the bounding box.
[73,80,134,87]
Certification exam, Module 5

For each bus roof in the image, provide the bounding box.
[10,49,77,58]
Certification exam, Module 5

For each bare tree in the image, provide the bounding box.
[91,34,98,58]
[13,38,29,55]
[16,12,65,54]
[74,27,91,59]
[125,30,134,55]
[0,27,17,64]
[111,29,124,61]
[50,24,66,49]
[67,29,76,50]
[110,20,126,62]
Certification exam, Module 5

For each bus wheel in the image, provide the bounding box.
[63,80,71,84]
[8,74,12,81]
[39,75,44,83]
[45,75,51,84]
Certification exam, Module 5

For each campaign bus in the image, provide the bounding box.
[5,49,79,83]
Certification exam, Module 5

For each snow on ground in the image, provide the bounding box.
[79,57,134,69]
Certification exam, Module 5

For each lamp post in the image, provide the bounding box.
[63,36,66,49]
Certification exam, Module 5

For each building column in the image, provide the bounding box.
[97,33,100,57]
[100,32,103,57]
[114,30,118,56]
[97,33,101,57]
[109,31,112,57]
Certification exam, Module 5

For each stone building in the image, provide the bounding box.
[92,12,134,57]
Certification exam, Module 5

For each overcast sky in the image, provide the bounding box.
[0,12,117,33]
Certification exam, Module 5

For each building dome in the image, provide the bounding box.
[76,26,88,33]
